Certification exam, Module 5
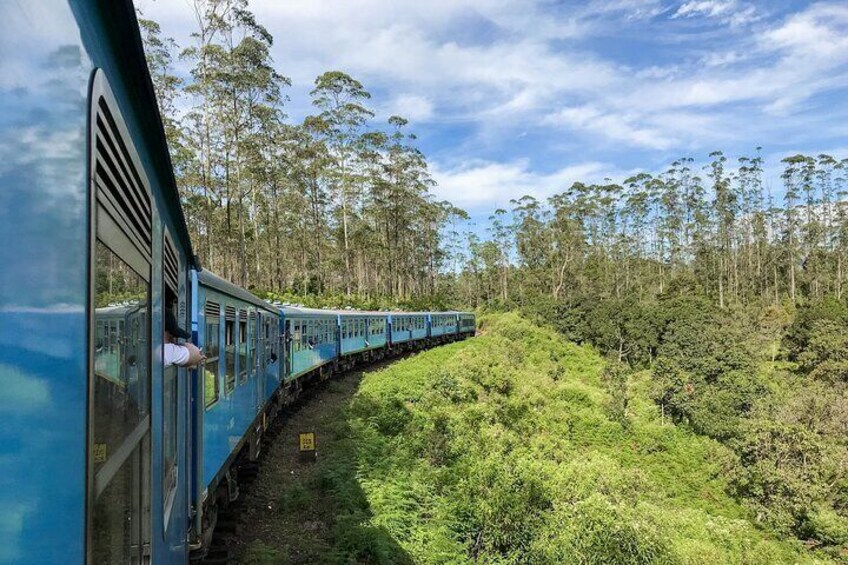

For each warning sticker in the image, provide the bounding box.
[299,432,316,452]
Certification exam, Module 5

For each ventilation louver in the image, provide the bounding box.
[164,234,179,292]
[206,301,220,319]
[93,93,152,263]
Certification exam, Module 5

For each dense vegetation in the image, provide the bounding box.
[310,313,828,564]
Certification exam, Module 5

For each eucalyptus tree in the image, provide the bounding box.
[309,71,374,295]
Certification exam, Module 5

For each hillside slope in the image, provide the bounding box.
[342,313,830,564]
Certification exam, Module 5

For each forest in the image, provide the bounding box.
[140,1,848,561]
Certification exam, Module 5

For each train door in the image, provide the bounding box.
[284,319,292,378]
[255,312,265,409]
[88,70,152,563]
[162,230,189,561]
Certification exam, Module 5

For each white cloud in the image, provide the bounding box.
[672,0,758,25]
[384,94,434,122]
[136,0,848,211]
[544,105,675,150]
[431,159,623,211]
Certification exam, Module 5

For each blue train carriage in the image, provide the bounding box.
[0,2,199,562]
[193,270,281,550]
[429,312,460,341]
[337,310,390,368]
[388,311,429,349]
[457,311,477,337]
[280,306,339,383]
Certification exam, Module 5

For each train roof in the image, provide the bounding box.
[278,306,339,318]
[332,310,390,318]
[197,270,277,312]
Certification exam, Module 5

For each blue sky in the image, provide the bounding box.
[138,0,848,227]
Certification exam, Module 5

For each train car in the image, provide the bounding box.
[338,310,389,357]
[280,306,339,380]
[0,2,198,562]
[430,312,460,339]
[388,312,428,346]
[457,312,477,336]
[192,270,281,548]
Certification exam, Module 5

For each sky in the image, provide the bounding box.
[135,0,848,228]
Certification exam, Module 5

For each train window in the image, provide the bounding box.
[204,302,220,408]
[224,308,236,393]
[293,322,301,352]
[238,310,248,382]
[91,242,150,563]
[262,318,270,364]
[248,311,256,378]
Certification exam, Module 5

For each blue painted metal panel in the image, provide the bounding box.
[198,282,278,490]
[290,343,336,378]
[389,313,428,344]
[430,313,459,338]
[339,313,389,355]
[280,308,338,379]
[1,2,93,563]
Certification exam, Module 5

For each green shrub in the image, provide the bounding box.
[341,313,827,564]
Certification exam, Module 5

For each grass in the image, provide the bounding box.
[329,312,834,564]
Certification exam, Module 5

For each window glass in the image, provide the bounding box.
[225,319,236,393]
[238,311,248,382]
[91,240,150,563]
[92,241,149,470]
[248,312,256,378]
[293,322,301,352]
[204,308,220,408]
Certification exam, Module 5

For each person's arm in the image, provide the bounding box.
[165,342,204,369]
[182,342,204,368]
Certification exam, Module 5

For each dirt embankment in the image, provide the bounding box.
[229,370,364,564]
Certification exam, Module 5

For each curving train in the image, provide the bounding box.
[0,2,474,564]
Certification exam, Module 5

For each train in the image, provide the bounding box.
[0,2,475,564]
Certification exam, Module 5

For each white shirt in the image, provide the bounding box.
[164,343,190,368]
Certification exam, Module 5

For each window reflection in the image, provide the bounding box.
[205,313,220,407]
[91,240,150,563]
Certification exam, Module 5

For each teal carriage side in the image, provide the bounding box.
[388,311,428,345]
[279,306,339,380]
[337,310,390,356]
[430,312,459,338]
[0,1,198,562]
[457,311,477,336]
[192,270,281,549]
